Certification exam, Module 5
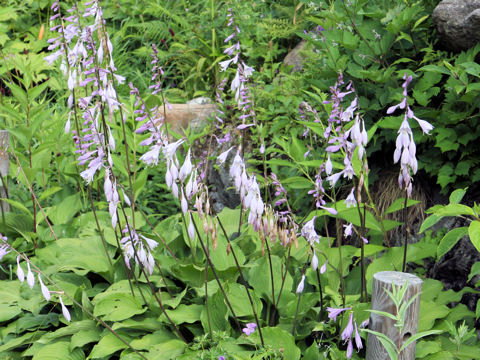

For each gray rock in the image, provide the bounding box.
[283,40,307,71]
[207,148,240,213]
[433,0,480,52]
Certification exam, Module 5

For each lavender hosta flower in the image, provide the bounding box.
[121,226,158,275]
[179,150,192,182]
[259,142,265,154]
[296,274,306,294]
[301,217,319,246]
[38,274,51,302]
[344,223,353,237]
[181,190,188,215]
[242,322,257,336]
[59,296,71,322]
[26,262,35,289]
[17,256,25,282]
[345,188,357,208]
[320,260,328,274]
[346,339,354,359]
[354,322,363,350]
[185,170,199,200]
[327,306,351,322]
[217,146,234,165]
[341,312,354,342]
[325,154,333,175]
[0,243,9,261]
[388,73,433,197]
[245,176,264,231]
[187,215,195,240]
[311,251,319,270]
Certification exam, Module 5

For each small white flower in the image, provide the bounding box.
[38,275,51,301]
[26,262,35,289]
[16,256,25,283]
[296,274,306,294]
[59,296,71,322]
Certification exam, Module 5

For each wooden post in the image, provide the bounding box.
[0,130,9,212]
[366,271,423,360]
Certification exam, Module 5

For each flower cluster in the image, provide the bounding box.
[13,249,71,322]
[120,225,159,275]
[47,0,128,230]
[387,73,433,197]
[327,307,367,358]
[242,322,257,336]
[219,8,255,128]
[131,46,199,225]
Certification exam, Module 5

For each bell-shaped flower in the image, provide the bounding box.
[179,150,192,182]
[16,256,25,283]
[26,262,35,289]
[59,296,71,322]
[296,274,306,294]
[38,274,51,301]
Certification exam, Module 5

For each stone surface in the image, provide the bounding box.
[159,97,216,133]
[207,147,240,213]
[283,40,306,71]
[433,0,480,52]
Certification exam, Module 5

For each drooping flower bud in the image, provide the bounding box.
[16,256,25,283]
[26,262,35,289]
[59,296,71,322]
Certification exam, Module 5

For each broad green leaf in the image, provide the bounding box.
[247,327,301,360]
[90,332,131,359]
[226,283,263,317]
[147,339,186,359]
[248,255,294,305]
[468,262,480,283]
[419,214,442,233]
[416,340,442,358]
[0,198,32,216]
[5,82,27,106]
[468,221,480,252]
[280,176,312,189]
[130,330,177,350]
[437,227,468,259]
[385,198,420,214]
[201,289,228,332]
[38,320,97,343]
[419,64,450,76]
[0,303,22,322]
[48,193,82,225]
[400,330,443,352]
[93,293,145,321]
[367,309,398,321]
[36,237,113,276]
[418,301,450,332]
[38,186,63,201]
[28,79,50,101]
[0,331,46,352]
[32,341,75,360]
[449,188,467,204]
[434,204,474,217]
[158,304,203,324]
[362,329,397,360]
[70,328,102,350]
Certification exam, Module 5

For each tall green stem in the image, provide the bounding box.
[217,217,264,346]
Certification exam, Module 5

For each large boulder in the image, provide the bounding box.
[433,0,480,52]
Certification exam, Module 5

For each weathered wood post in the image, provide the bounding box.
[0,130,9,212]
[366,271,423,360]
